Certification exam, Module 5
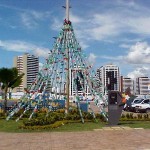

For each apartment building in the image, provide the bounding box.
[120,76,134,94]
[13,53,39,92]
[135,77,150,95]
[97,64,120,94]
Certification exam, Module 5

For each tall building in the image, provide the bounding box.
[120,76,134,94]
[13,53,39,92]
[135,77,150,95]
[97,64,120,93]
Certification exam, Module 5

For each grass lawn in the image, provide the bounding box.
[53,121,105,132]
[119,120,150,129]
[0,119,150,133]
[0,119,25,133]
[0,119,105,132]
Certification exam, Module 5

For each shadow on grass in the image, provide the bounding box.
[118,121,135,125]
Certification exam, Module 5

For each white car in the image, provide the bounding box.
[127,98,144,112]
[131,98,142,105]
[134,99,150,113]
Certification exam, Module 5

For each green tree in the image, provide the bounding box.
[0,67,24,113]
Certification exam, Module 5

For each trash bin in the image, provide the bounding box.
[108,91,124,125]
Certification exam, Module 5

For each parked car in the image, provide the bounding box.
[134,99,150,113]
[124,98,142,112]
[130,99,146,112]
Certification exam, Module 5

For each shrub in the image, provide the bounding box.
[65,113,80,120]
[121,114,126,118]
[83,112,93,120]
[23,117,56,126]
[23,111,66,126]
[46,112,65,121]
[11,109,33,119]
[129,113,134,119]
[19,120,72,130]
[56,109,65,113]
[0,111,5,119]
[0,112,5,117]
[126,113,130,119]
[40,107,48,113]
[95,113,106,122]
[137,113,143,119]
[69,108,78,114]
[13,108,25,117]
[143,114,149,120]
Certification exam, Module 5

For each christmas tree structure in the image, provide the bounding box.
[6,0,108,122]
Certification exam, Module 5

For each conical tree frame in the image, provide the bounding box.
[6,16,108,122]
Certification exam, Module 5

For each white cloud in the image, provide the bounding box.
[0,40,49,57]
[68,13,121,42]
[30,10,50,20]
[125,17,150,35]
[100,41,150,78]
[50,13,83,32]
[64,2,150,43]
[79,41,89,49]
[119,44,131,48]
[34,48,49,57]
[0,4,51,29]
[2,1,150,41]
[87,53,97,65]
[39,62,44,70]
[87,14,120,41]
[21,13,38,28]
[99,55,123,61]
[125,42,150,64]
[102,42,150,64]
[21,11,51,28]
[127,66,149,79]
[116,0,137,8]
[49,2,150,51]
[86,12,150,41]
[51,18,63,31]
[0,40,31,52]
[70,13,83,24]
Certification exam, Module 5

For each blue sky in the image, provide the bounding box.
[1,0,150,79]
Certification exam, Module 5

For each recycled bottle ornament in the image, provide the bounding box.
[6,4,108,122]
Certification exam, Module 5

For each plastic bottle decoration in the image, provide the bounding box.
[6,5,108,122]
[64,57,68,60]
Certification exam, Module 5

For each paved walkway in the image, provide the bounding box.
[0,128,150,150]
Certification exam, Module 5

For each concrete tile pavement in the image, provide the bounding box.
[0,129,150,150]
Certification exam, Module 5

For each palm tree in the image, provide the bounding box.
[0,67,24,113]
